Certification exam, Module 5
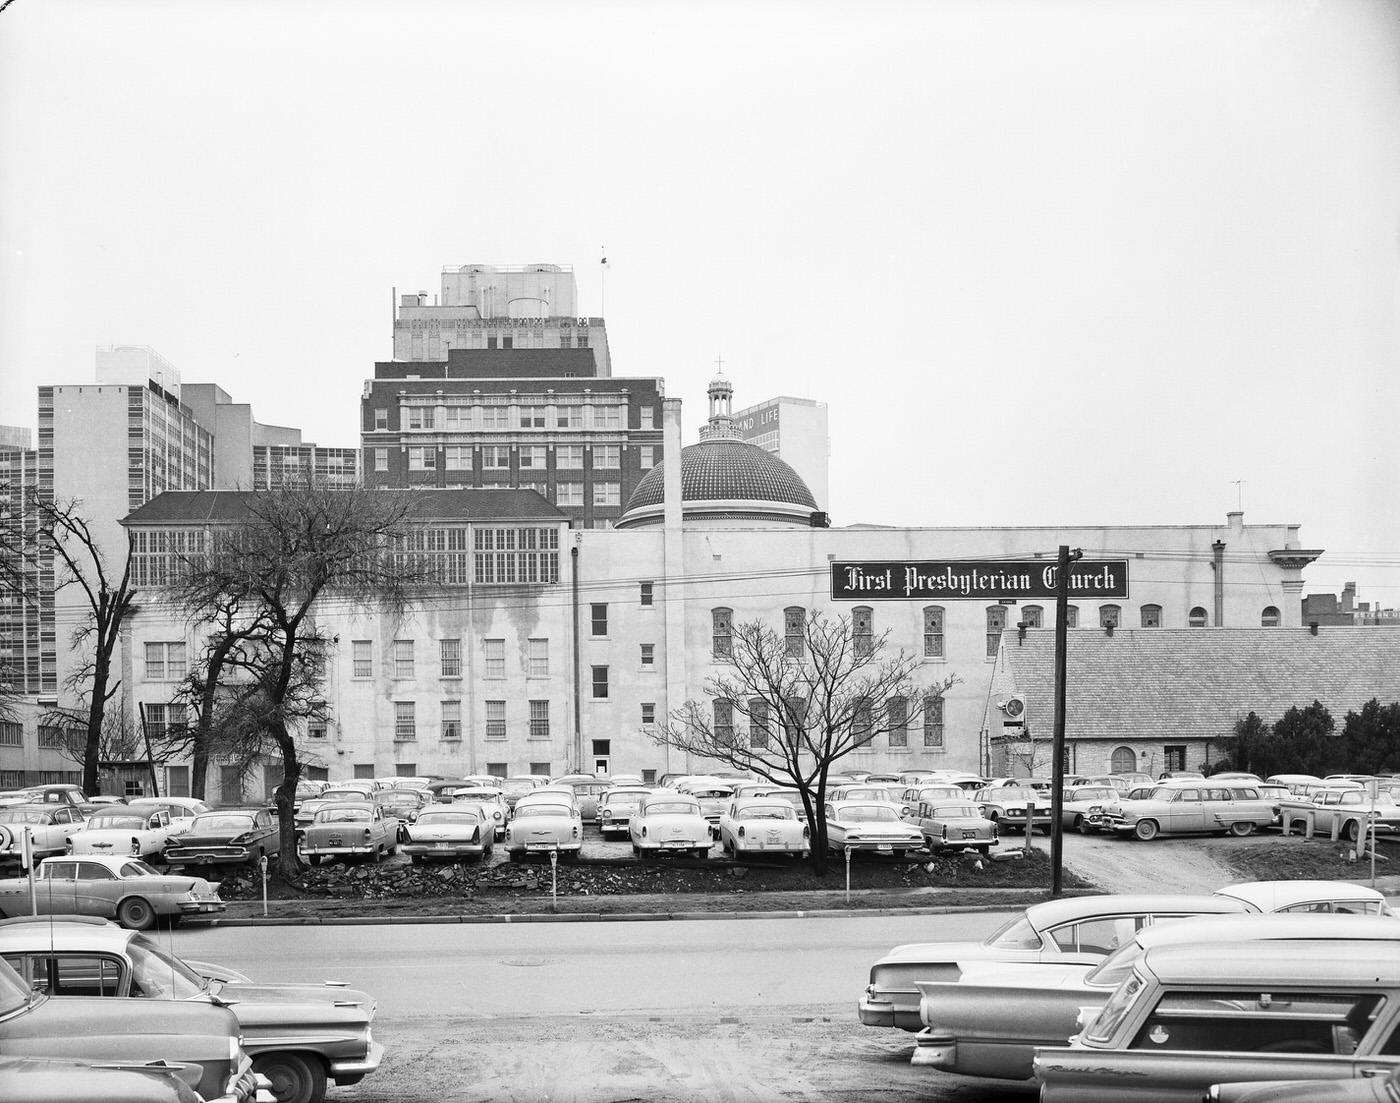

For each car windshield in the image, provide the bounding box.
[1070,788,1117,801]
[0,809,50,824]
[119,860,161,877]
[127,934,211,999]
[1083,941,1147,987]
[994,788,1040,801]
[321,790,368,800]
[839,805,899,823]
[417,811,479,825]
[191,815,255,833]
[317,808,372,823]
[983,913,1044,950]
[933,805,981,818]
[605,794,644,808]
[501,780,538,794]
[645,802,698,816]
[84,813,146,830]
[737,805,797,821]
[513,805,570,819]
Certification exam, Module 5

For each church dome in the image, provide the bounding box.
[616,437,818,528]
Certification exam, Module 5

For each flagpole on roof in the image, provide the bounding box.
[600,249,609,317]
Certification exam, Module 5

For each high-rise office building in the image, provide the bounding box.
[731,395,830,513]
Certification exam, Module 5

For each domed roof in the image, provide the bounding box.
[617,438,818,528]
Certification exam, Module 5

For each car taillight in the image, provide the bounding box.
[737,826,746,838]
[940,824,948,839]
[572,826,579,839]
[130,837,141,855]
[802,825,810,838]
[363,828,372,841]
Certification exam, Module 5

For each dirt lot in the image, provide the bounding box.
[214,831,1398,921]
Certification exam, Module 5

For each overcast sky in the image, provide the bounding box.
[2,0,1397,604]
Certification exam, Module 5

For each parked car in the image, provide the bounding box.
[598,786,651,838]
[1033,935,1400,1102]
[1214,879,1395,916]
[300,802,396,865]
[0,916,384,1103]
[504,795,583,861]
[828,785,897,804]
[0,1054,202,1102]
[401,806,494,864]
[162,808,282,869]
[825,799,924,858]
[1209,1064,1400,1103]
[630,791,712,859]
[144,797,212,838]
[858,893,1251,1032]
[910,909,1400,1081]
[717,797,811,859]
[65,802,176,862]
[0,803,85,866]
[0,783,96,815]
[294,786,375,829]
[499,775,549,810]
[0,853,225,930]
[972,786,1053,834]
[372,788,427,841]
[1264,773,1325,794]
[897,784,968,818]
[0,946,261,1103]
[447,786,509,839]
[1105,779,1278,839]
[910,798,999,855]
[674,782,736,831]
[1059,785,1120,833]
[1280,787,1400,842]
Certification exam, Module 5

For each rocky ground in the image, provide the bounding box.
[212,832,1397,921]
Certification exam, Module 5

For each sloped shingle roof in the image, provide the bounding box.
[1003,628,1400,742]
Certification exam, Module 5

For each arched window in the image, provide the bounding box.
[714,699,734,745]
[1189,607,1208,627]
[853,606,874,657]
[1261,606,1280,627]
[1140,604,1162,628]
[1110,746,1137,774]
[923,606,945,658]
[986,606,1007,657]
[887,696,908,748]
[784,606,805,656]
[1021,605,1044,629]
[923,694,945,748]
[711,607,732,657]
[1064,604,1079,628]
[1099,604,1121,628]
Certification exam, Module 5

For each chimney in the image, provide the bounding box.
[1342,582,1356,614]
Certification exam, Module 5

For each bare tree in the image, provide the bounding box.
[163,480,428,877]
[29,492,139,794]
[657,611,961,876]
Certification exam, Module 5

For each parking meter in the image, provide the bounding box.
[549,848,559,909]
[844,844,854,904]
[259,853,269,917]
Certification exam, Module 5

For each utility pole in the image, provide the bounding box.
[1050,544,1082,897]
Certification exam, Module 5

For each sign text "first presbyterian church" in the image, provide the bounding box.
[830,560,1130,601]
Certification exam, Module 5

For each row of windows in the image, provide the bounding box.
[353,637,552,680]
[385,700,551,742]
[376,401,640,434]
[712,694,945,749]
[397,444,656,473]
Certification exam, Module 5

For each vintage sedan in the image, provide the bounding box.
[828,785,897,804]
[1034,936,1400,1102]
[66,802,174,861]
[0,948,262,1103]
[1106,779,1282,839]
[0,917,383,1103]
[0,803,86,866]
[630,791,712,859]
[163,808,282,869]
[717,797,811,858]
[675,782,736,830]
[911,910,1400,1081]
[972,786,1054,834]
[0,854,224,929]
[897,784,969,819]
[909,799,998,855]
[1280,787,1400,843]
[401,806,494,864]
[1059,785,1121,833]
[447,786,509,839]
[372,788,426,841]
[503,798,583,862]
[300,802,396,865]
[858,893,1249,1032]
[293,784,378,830]
[0,1054,202,1103]
[824,799,924,857]
[598,786,651,838]
[1215,879,1395,916]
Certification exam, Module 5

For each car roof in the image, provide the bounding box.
[1132,912,1400,952]
[0,916,135,951]
[1141,938,1400,985]
[1213,879,1389,912]
[1023,894,1244,929]
[38,854,154,872]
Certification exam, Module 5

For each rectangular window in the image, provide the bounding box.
[374,408,388,430]
[519,445,547,470]
[393,639,414,679]
[483,638,505,678]
[924,694,945,748]
[750,699,769,750]
[555,483,583,507]
[520,406,546,429]
[556,445,584,469]
[853,607,873,657]
[406,407,427,431]
[529,700,549,738]
[1065,605,1080,628]
[352,640,372,678]
[640,643,655,668]
[640,581,654,607]
[394,701,416,741]
[853,699,874,746]
[641,703,656,728]
[986,606,1007,658]
[482,446,510,470]
[485,700,506,739]
[473,526,561,585]
[713,608,733,658]
[639,445,655,469]
[785,607,805,656]
[444,405,469,430]
[591,603,608,636]
[408,446,436,471]
[144,641,186,681]
[441,700,461,741]
[444,446,471,470]
[0,722,21,747]
[373,448,388,472]
[592,482,620,507]
[593,445,620,469]
[591,665,609,699]
[307,720,327,740]
[481,404,509,429]
[1164,745,1187,771]
[888,696,908,748]
[527,638,548,677]
[640,406,655,429]
[591,405,622,430]
[440,639,461,678]
[714,700,735,746]
[923,607,945,658]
